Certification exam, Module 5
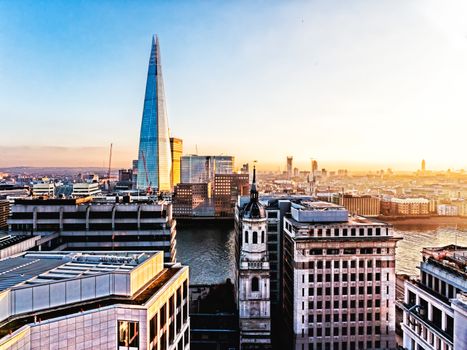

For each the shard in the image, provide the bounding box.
[136,35,172,192]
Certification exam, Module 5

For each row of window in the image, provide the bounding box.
[309,298,387,310]
[148,281,189,350]
[243,230,266,244]
[309,311,384,323]
[300,259,394,270]
[305,227,388,238]
[308,248,386,256]
[309,325,383,337]
[308,285,384,297]
[309,271,387,283]
[308,340,387,350]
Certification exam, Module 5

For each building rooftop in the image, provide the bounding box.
[422,245,467,277]
[0,251,152,292]
[12,196,167,206]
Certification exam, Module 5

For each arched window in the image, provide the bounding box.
[252,231,258,244]
[261,231,265,243]
[244,230,248,243]
[251,277,259,292]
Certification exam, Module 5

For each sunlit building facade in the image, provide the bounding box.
[137,35,172,192]
[282,201,400,350]
[0,251,190,350]
[170,138,183,189]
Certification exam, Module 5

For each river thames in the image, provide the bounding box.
[176,221,467,285]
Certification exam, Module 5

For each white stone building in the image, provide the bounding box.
[237,168,272,349]
[400,245,467,350]
[283,201,400,350]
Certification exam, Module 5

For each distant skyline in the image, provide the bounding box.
[1,0,466,171]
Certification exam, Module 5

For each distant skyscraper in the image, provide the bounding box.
[312,160,318,173]
[170,137,183,188]
[421,159,426,172]
[136,35,172,192]
[287,156,293,178]
[213,156,235,174]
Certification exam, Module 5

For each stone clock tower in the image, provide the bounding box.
[238,167,271,349]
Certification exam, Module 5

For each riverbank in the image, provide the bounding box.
[378,215,467,228]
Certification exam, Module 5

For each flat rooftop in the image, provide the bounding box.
[286,213,389,227]
[0,251,152,292]
[13,196,167,206]
[422,245,467,276]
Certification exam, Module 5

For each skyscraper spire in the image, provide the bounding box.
[136,35,172,192]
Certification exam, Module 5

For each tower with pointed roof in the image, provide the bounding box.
[136,35,172,192]
[237,167,272,349]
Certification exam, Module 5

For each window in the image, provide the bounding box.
[252,277,259,292]
[261,231,265,243]
[253,231,258,244]
[244,231,248,243]
[118,321,139,349]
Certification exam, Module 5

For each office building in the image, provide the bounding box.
[213,156,235,175]
[282,201,400,350]
[400,245,467,350]
[240,163,249,175]
[118,169,133,182]
[136,35,172,192]
[214,174,249,217]
[0,199,8,229]
[173,183,212,217]
[181,155,235,184]
[287,157,293,178]
[8,197,177,262]
[421,159,426,172]
[181,156,214,184]
[72,182,102,197]
[236,168,272,349]
[312,160,318,174]
[32,182,54,197]
[340,194,381,217]
[170,138,183,188]
[0,251,190,350]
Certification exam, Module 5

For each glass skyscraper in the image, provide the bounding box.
[136,35,172,192]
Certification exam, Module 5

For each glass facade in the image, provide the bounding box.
[181,156,214,183]
[137,36,172,192]
[180,155,234,183]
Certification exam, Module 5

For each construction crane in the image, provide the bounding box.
[107,143,113,190]
[140,150,152,195]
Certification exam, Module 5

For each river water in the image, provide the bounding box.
[176,221,467,285]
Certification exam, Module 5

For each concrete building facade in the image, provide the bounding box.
[400,245,467,350]
[282,201,400,350]
[8,197,176,262]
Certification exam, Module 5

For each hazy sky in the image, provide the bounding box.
[0,0,466,171]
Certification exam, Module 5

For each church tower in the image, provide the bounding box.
[238,167,271,349]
